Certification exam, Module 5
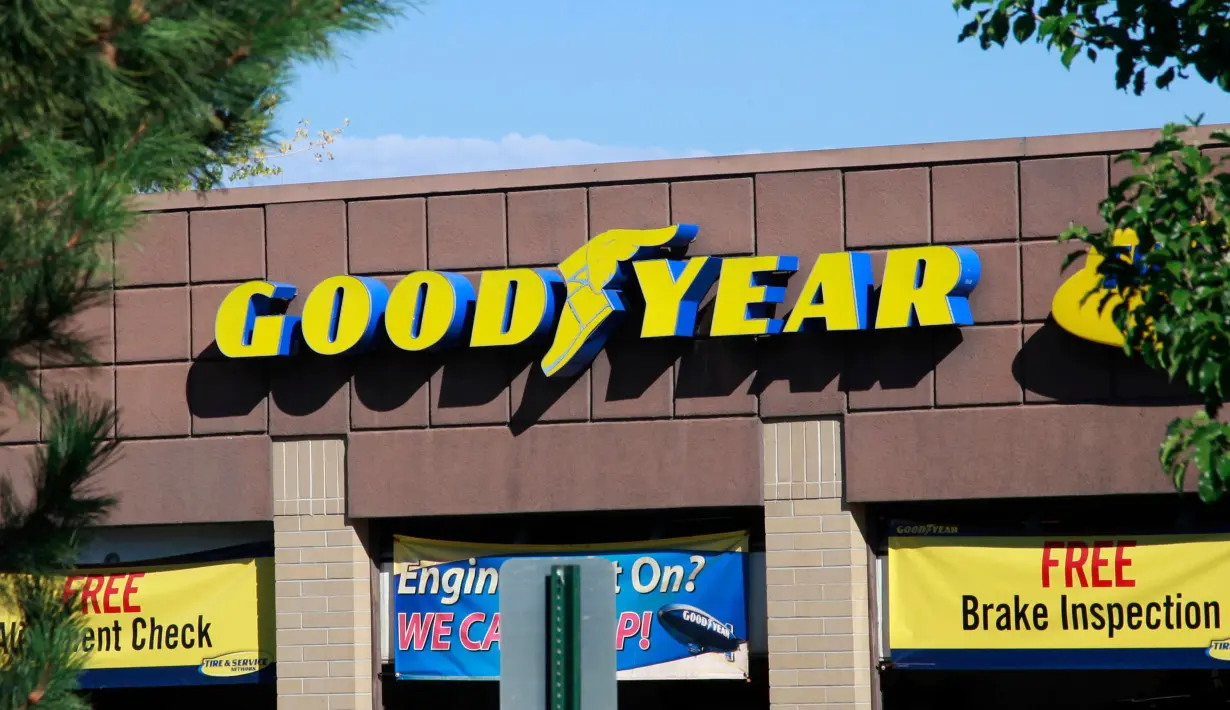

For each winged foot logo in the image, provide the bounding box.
[542,224,697,378]
[212,224,983,378]
[1050,228,1144,347]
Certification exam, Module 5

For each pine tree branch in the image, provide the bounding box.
[0,3,408,707]
[0,393,118,574]
[0,397,115,710]
[15,664,52,709]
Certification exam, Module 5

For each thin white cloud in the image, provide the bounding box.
[229,132,714,186]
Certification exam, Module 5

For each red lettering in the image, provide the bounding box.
[1049,540,1139,589]
[430,613,454,651]
[80,575,104,614]
[62,576,81,605]
[459,613,485,652]
[1041,541,1064,587]
[101,576,123,613]
[1091,541,1113,587]
[482,613,500,651]
[398,612,434,652]
[123,573,143,612]
[1115,541,1136,587]
[615,611,641,651]
[1065,542,1090,587]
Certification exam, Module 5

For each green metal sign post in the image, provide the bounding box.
[547,565,582,710]
[499,557,616,710]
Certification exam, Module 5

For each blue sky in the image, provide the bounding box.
[251,0,1229,185]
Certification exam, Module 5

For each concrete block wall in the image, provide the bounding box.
[763,419,874,710]
[272,439,375,710]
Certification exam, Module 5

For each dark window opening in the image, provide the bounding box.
[84,682,275,710]
[380,655,769,710]
[881,669,1230,709]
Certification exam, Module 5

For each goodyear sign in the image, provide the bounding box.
[214,224,981,377]
[888,525,1230,669]
[0,552,275,688]
[392,533,748,680]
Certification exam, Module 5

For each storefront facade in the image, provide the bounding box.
[2,125,1229,710]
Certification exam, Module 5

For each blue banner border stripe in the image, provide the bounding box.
[77,664,276,689]
[890,648,1230,670]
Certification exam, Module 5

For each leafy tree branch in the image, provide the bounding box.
[1062,121,1230,501]
[954,0,1230,94]
[953,0,1230,502]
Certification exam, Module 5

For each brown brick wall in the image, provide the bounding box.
[3,126,1225,524]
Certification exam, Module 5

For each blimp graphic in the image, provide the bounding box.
[656,603,744,658]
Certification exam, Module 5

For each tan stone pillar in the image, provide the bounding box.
[271,438,376,710]
[762,419,875,710]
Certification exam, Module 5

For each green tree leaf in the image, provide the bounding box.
[1157,66,1178,89]
[1013,12,1037,42]
[953,0,1230,98]
[1198,468,1220,502]
[1061,43,1080,67]
[1217,453,1230,484]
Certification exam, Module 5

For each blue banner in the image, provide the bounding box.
[392,532,749,680]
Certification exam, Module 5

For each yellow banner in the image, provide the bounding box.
[0,556,276,687]
[888,532,1230,669]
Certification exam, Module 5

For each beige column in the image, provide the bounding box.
[271,438,376,710]
[763,419,874,710]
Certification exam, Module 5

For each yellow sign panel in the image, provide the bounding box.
[888,531,1230,669]
[0,556,275,688]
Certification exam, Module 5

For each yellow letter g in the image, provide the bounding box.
[215,281,300,358]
